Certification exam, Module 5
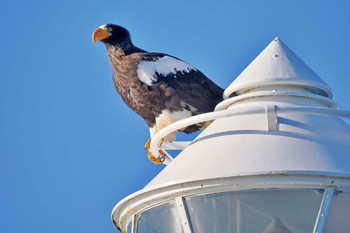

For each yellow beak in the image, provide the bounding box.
[92,28,111,44]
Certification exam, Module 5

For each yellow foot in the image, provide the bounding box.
[144,139,165,164]
[147,150,165,164]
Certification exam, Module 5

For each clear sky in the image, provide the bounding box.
[1,1,349,232]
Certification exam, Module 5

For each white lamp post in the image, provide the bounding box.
[112,38,350,233]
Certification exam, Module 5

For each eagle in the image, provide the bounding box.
[92,24,223,164]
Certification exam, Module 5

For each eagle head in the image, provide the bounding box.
[92,24,131,47]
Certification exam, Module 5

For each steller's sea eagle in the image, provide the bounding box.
[92,24,223,164]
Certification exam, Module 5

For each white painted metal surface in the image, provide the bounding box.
[112,38,350,233]
[147,98,350,188]
[152,103,350,165]
[175,197,193,233]
[224,37,332,98]
[145,38,350,189]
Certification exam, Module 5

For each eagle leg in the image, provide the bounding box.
[144,138,165,164]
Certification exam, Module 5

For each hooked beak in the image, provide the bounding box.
[92,28,111,44]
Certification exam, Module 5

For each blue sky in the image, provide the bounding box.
[1,1,349,232]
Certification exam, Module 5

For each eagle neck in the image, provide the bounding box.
[106,41,145,56]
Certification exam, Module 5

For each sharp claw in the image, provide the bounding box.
[144,139,151,153]
[148,150,165,164]
[144,138,165,164]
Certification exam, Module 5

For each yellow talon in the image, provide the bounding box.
[144,139,151,152]
[147,151,165,164]
[144,139,165,164]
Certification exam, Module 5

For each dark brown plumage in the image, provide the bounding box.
[92,24,223,163]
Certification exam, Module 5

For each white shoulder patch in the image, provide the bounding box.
[137,56,196,85]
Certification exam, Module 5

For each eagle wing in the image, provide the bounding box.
[137,53,224,115]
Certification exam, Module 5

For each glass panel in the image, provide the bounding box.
[324,191,350,233]
[185,189,323,233]
[127,221,132,233]
[136,201,184,233]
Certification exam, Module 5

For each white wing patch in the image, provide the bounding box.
[137,56,196,85]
